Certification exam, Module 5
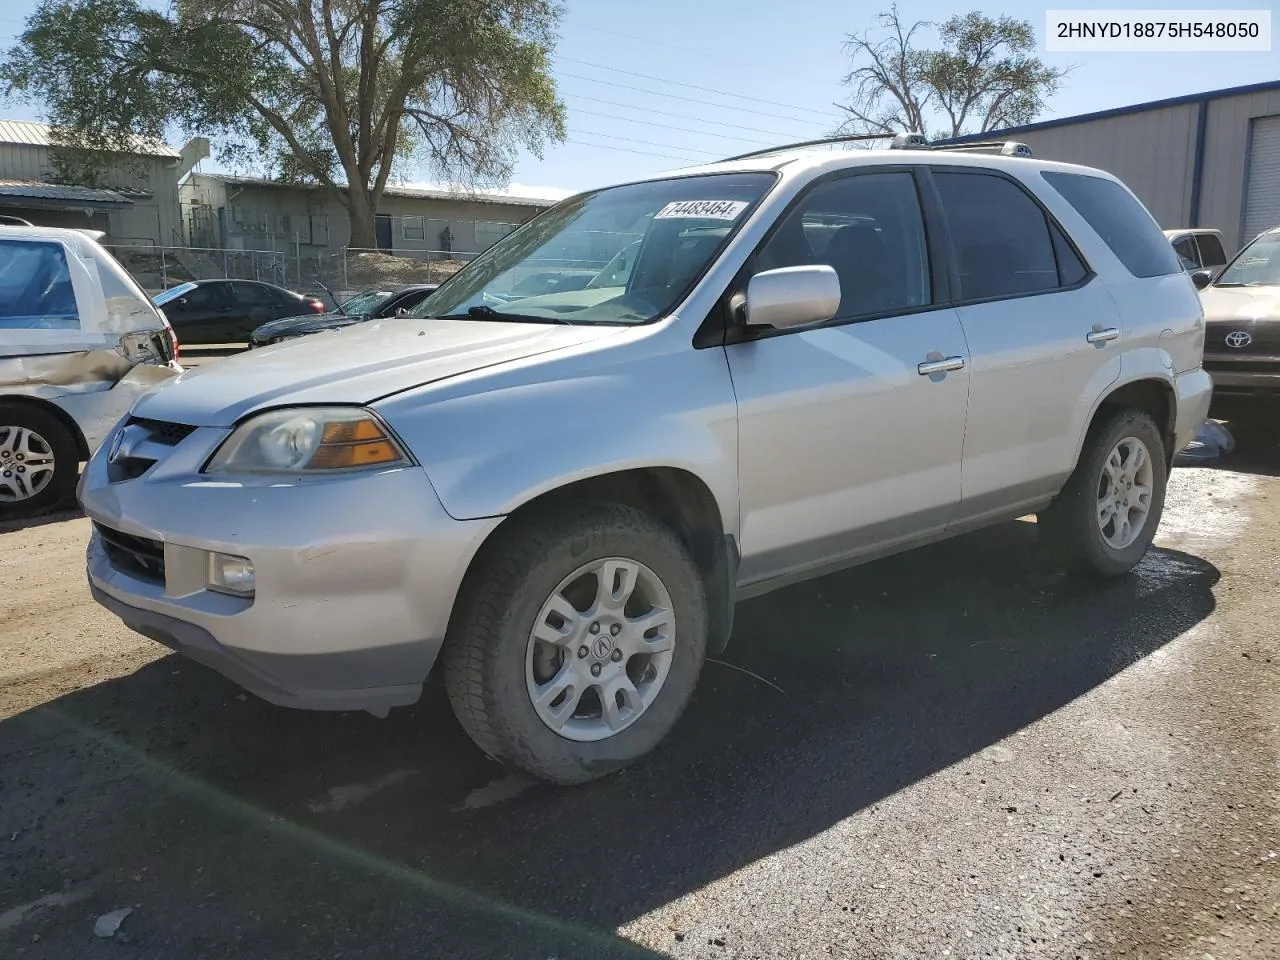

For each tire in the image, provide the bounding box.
[443,500,708,785]
[0,403,80,520]
[1038,407,1168,579]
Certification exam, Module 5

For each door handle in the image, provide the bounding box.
[1086,327,1120,344]
[917,356,966,376]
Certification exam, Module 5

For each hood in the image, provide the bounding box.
[1199,285,1280,324]
[252,312,368,340]
[129,317,626,427]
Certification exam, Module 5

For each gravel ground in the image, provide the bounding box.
[1,440,1277,959]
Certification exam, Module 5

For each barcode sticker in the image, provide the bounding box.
[654,200,750,221]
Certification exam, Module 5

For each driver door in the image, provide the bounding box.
[724,169,970,585]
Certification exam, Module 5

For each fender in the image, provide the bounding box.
[374,325,742,539]
[1068,346,1177,469]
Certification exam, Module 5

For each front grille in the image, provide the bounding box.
[106,418,198,484]
[125,417,197,446]
[95,521,165,584]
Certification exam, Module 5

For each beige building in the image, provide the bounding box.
[0,119,206,245]
[937,80,1280,255]
[180,173,552,257]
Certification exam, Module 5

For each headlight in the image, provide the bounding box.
[205,407,412,475]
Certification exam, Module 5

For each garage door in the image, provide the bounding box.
[1242,114,1280,244]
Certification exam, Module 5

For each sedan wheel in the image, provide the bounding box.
[0,425,57,503]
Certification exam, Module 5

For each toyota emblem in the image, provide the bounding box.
[1225,331,1252,348]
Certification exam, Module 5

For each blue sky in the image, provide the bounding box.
[1,0,1277,199]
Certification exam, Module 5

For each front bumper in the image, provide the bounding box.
[1204,355,1280,402]
[80,424,500,714]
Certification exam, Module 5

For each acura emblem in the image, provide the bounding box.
[1225,331,1252,348]
[107,427,127,463]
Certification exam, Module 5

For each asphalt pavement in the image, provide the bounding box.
[1,435,1277,959]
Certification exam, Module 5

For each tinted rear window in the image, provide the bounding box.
[1042,172,1181,279]
[1197,233,1227,266]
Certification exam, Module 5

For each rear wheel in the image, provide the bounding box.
[1038,408,1167,578]
[0,404,80,520]
[443,501,707,785]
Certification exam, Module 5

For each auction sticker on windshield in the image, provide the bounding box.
[655,200,750,220]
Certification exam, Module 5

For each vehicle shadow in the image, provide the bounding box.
[0,503,83,534]
[0,521,1219,959]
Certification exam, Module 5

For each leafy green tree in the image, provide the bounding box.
[3,0,567,247]
[837,5,1069,141]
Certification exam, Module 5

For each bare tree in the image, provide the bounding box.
[836,5,1069,141]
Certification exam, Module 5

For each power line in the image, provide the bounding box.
[571,107,774,146]
[571,21,840,85]
[567,127,721,158]
[557,57,846,121]
[566,136,697,164]
[565,92,815,140]
[558,71,833,128]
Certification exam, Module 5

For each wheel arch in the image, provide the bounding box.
[1079,376,1177,468]
[455,465,739,656]
[0,393,90,460]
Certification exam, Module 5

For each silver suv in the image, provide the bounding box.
[79,141,1212,784]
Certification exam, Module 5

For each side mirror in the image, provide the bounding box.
[744,265,841,330]
[396,307,408,317]
[1191,268,1213,290]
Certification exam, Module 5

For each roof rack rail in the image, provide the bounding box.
[720,131,928,163]
[928,140,1033,158]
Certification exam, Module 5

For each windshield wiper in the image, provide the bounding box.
[437,305,573,325]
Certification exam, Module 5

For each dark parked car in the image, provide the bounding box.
[248,285,438,347]
[154,279,325,344]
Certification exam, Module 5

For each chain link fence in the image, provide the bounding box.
[105,243,484,304]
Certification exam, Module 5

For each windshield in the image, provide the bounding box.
[1216,232,1280,286]
[153,281,197,305]
[409,172,777,324]
[339,290,393,315]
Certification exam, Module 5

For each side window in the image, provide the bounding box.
[1041,171,1182,278]
[232,283,278,307]
[1172,236,1200,267]
[1196,233,1227,267]
[934,171,1060,301]
[392,289,431,312]
[0,239,80,330]
[183,284,224,310]
[755,171,931,320]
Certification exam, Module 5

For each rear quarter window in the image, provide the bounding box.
[0,238,80,330]
[1042,172,1182,279]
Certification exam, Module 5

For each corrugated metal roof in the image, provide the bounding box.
[195,172,554,208]
[0,119,180,158]
[0,179,133,205]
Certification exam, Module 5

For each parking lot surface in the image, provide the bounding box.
[1,438,1278,959]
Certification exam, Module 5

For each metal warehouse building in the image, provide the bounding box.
[939,80,1280,256]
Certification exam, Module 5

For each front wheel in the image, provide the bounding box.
[443,501,708,785]
[1038,408,1168,578]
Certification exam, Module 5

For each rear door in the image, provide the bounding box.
[229,282,291,340]
[930,168,1123,526]
[165,282,231,345]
